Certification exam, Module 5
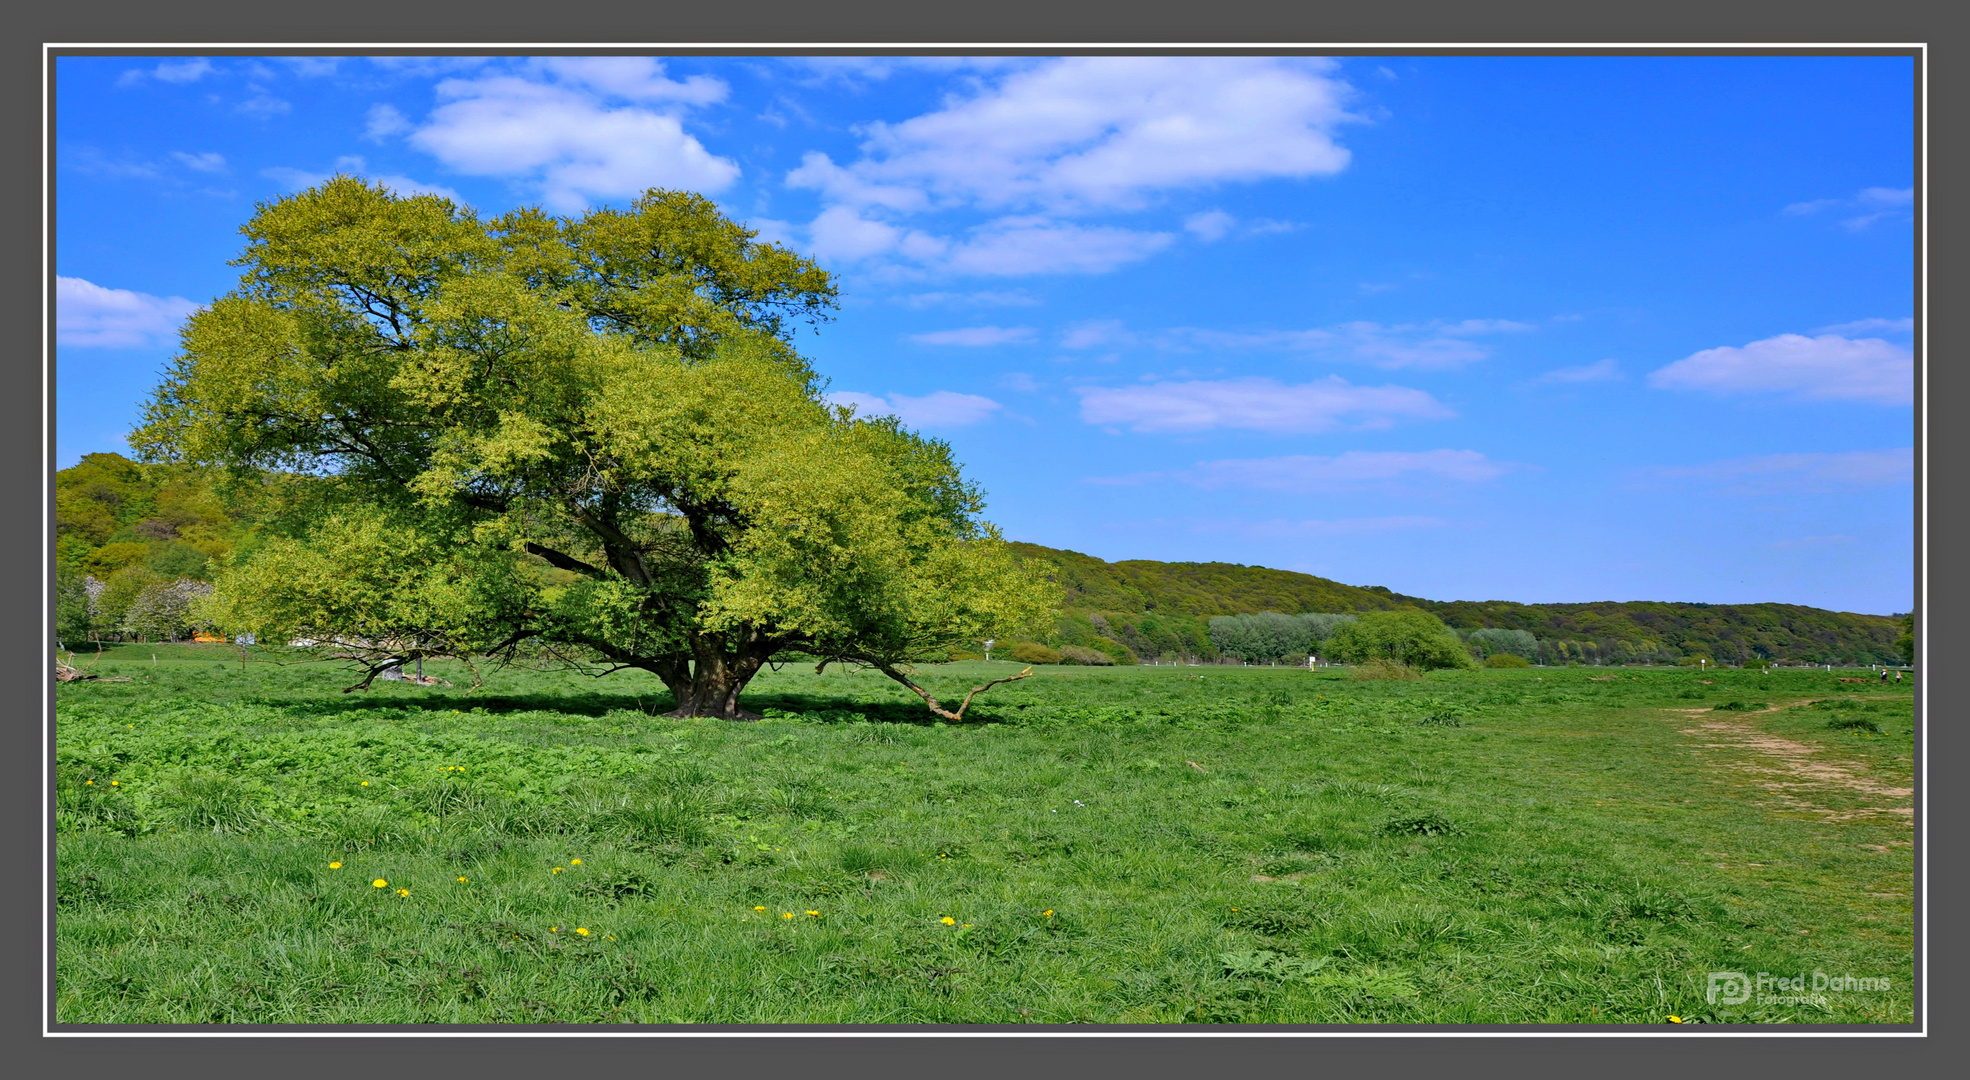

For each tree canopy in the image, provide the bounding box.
[1323,609,1476,671]
[133,177,1056,717]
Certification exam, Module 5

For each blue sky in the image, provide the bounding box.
[54,54,1916,614]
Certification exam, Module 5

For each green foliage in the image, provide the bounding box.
[1208,611,1356,663]
[1008,542,1905,667]
[1893,615,1913,663]
[1482,653,1532,668]
[1326,610,1476,671]
[121,579,216,643]
[1054,645,1113,666]
[56,567,94,647]
[1007,642,1061,665]
[128,176,1057,715]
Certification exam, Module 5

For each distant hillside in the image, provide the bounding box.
[1007,542,1905,666]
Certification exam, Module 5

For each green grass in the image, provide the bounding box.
[55,644,1916,1025]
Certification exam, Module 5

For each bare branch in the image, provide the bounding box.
[868,661,1034,721]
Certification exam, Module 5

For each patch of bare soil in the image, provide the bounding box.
[1670,700,1912,820]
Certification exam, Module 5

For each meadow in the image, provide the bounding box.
[53,645,1916,1026]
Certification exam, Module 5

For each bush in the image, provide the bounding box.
[1326,609,1476,671]
[1350,658,1422,680]
[1482,653,1532,668]
[1055,644,1113,666]
[1008,642,1062,665]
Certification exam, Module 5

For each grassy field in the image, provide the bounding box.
[53,644,1916,1025]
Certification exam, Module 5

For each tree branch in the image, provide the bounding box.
[868,660,1034,722]
[523,542,604,577]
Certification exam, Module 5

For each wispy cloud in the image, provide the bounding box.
[1055,316,1533,370]
[907,326,1036,347]
[1527,358,1622,385]
[1633,448,1913,489]
[117,58,216,87]
[1077,376,1453,434]
[57,276,201,348]
[828,389,1004,428]
[170,151,227,174]
[1647,333,1912,406]
[893,290,1041,309]
[1089,449,1507,491]
[1814,316,1912,336]
[1783,185,1913,232]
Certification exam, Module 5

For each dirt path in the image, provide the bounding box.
[1665,699,1912,820]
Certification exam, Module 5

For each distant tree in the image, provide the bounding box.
[121,579,215,642]
[1482,652,1531,668]
[1467,627,1539,660]
[1894,614,1913,663]
[55,567,93,648]
[1008,641,1062,665]
[135,177,1056,717]
[1325,609,1476,671]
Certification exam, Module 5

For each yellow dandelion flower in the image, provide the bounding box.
[550,926,558,932]
[754,906,767,912]
[396,888,409,897]
[551,867,563,874]
[570,858,582,865]
[1669,1016,1683,1023]
[941,917,956,925]
[782,912,794,919]
[607,935,615,941]
[373,879,388,888]
[360,781,369,787]
[457,876,469,883]
[1043,910,1053,918]
[575,927,590,936]
[963,924,972,928]
[329,862,342,869]
[110,780,119,786]
[806,911,820,917]
[85,780,93,785]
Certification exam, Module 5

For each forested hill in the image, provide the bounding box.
[1007,542,1906,666]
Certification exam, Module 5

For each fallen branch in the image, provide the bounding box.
[870,661,1034,721]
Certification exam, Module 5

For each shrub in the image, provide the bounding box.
[1008,642,1061,665]
[1326,609,1476,671]
[1482,653,1531,668]
[1056,644,1113,666]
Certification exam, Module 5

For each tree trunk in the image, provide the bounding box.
[659,643,767,720]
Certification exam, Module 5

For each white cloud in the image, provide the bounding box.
[1077,376,1452,434]
[1638,448,1912,489]
[406,68,738,212]
[829,390,1003,428]
[237,94,292,119]
[280,57,342,78]
[364,103,412,141]
[57,276,201,348]
[1815,317,1913,336]
[170,150,227,174]
[894,290,1041,309]
[1529,358,1622,385]
[1092,449,1506,491]
[941,219,1174,276]
[1783,186,1914,231]
[118,58,216,87]
[907,325,1036,346]
[1184,210,1236,241]
[524,57,727,105]
[1647,333,1912,405]
[1178,319,1519,370]
[828,57,1355,214]
[804,205,948,263]
[170,151,227,174]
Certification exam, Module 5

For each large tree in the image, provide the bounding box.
[134,177,1057,718]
